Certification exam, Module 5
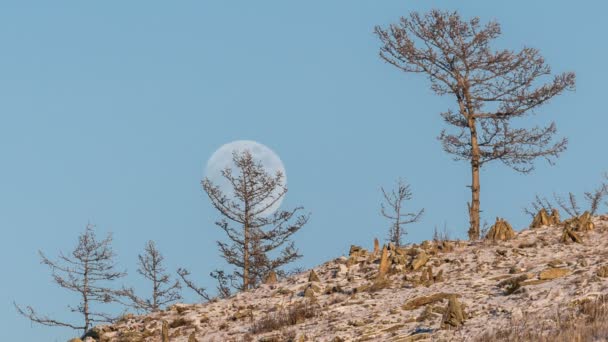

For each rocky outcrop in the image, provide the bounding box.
[530,208,561,228]
[561,227,582,244]
[402,293,459,310]
[378,245,390,278]
[485,218,516,241]
[442,296,466,328]
[564,211,594,232]
[265,271,278,285]
[161,320,169,342]
[308,270,320,282]
[410,251,429,271]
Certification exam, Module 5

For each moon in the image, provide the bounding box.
[204,140,287,216]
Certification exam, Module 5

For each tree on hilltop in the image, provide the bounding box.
[15,224,125,334]
[376,10,575,240]
[202,150,309,291]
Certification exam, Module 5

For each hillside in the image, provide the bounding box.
[80,214,608,342]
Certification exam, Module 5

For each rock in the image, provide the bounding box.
[378,245,390,278]
[265,270,278,284]
[373,238,380,254]
[539,268,570,280]
[548,259,566,268]
[485,218,516,241]
[597,265,608,278]
[304,285,315,298]
[188,332,198,342]
[402,293,459,310]
[308,270,320,282]
[531,209,551,228]
[411,251,429,271]
[162,320,169,342]
[233,309,253,320]
[564,211,595,232]
[349,245,366,257]
[561,228,582,244]
[442,296,466,328]
[551,209,561,224]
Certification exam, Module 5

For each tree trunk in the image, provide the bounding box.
[468,117,481,240]
[83,263,90,333]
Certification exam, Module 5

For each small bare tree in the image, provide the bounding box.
[375,10,575,240]
[120,241,181,313]
[524,173,608,218]
[202,149,310,291]
[15,224,125,334]
[380,178,424,247]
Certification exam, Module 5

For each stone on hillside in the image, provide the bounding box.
[304,285,316,299]
[561,228,582,244]
[162,320,169,342]
[308,270,320,282]
[531,209,551,228]
[188,332,198,342]
[265,270,278,285]
[378,245,390,278]
[402,293,458,310]
[564,211,595,232]
[551,209,561,224]
[349,245,366,257]
[373,238,380,254]
[539,268,570,280]
[411,251,429,271]
[442,296,466,328]
[596,265,608,278]
[485,218,516,241]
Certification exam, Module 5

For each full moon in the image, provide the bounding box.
[204,140,287,215]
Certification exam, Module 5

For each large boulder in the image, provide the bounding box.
[485,218,516,241]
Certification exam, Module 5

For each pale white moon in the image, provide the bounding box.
[205,140,286,216]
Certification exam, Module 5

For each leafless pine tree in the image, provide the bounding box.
[375,10,575,240]
[202,150,310,291]
[380,178,424,247]
[14,224,125,334]
[120,241,181,313]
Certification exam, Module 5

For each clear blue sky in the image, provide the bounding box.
[2,1,606,340]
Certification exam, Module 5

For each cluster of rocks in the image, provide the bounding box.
[485,218,516,241]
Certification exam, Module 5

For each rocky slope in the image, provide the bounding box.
[83,214,608,342]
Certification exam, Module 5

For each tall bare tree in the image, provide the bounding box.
[202,150,310,291]
[15,224,125,334]
[380,178,424,247]
[120,241,181,313]
[375,10,575,240]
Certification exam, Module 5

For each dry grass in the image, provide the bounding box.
[476,295,608,342]
[251,300,319,334]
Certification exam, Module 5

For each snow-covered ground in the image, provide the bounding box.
[87,215,608,342]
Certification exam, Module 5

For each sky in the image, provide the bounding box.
[1,1,607,340]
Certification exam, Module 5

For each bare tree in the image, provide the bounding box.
[202,150,310,291]
[524,173,608,218]
[380,178,424,247]
[120,241,181,313]
[375,10,575,240]
[15,224,125,334]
